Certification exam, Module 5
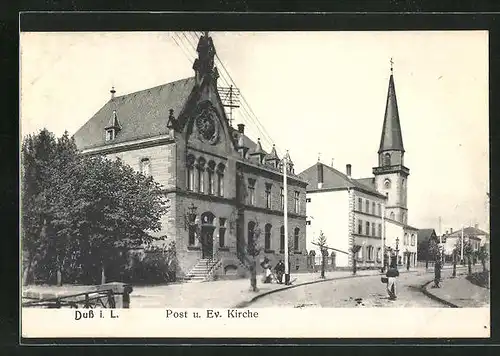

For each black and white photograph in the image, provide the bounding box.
[20,29,490,338]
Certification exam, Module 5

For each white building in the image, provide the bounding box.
[299,66,418,269]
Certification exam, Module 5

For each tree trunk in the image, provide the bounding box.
[57,267,62,286]
[482,259,486,272]
[467,257,472,276]
[321,252,325,279]
[22,255,34,286]
[406,254,410,271]
[250,259,257,292]
[101,265,106,285]
[452,256,457,278]
[425,259,428,270]
[352,254,357,276]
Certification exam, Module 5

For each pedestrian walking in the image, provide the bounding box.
[274,260,285,284]
[385,260,400,301]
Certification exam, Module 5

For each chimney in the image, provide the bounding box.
[450,227,453,233]
[110,86,116,99]
[237,123,245,134]
[474,223,478,229]
[446,230,449,235]
[346,164,352,177]
[317,163,324,189]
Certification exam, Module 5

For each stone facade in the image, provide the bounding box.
[74,33,308,280]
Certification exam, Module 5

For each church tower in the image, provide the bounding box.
[373,60,410,224]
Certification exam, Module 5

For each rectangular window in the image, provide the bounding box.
[306,198,311,203]
[248,179,256,205]
[294,191,300,213]
[372,224,376,237]
[106,129,114,141]
[378,203,381,216]
[140,158,151,177]
[358,220,363,234]
[280,187,284,210]
[365,200,370,214]
[366,221,370,236]
[378,223,382,237]
[219,218,226,248]
[265,183,272,209]
[358,198,362,211]
[372,202,376,215]
[188,226,196,246]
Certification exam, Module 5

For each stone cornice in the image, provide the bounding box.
[81,134,175,155]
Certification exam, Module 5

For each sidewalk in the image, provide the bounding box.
[424,272,490,308]
[22,268,422,309]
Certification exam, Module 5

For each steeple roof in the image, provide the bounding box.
[379,72,405,153]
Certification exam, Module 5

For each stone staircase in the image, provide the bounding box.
[183,258,221,283]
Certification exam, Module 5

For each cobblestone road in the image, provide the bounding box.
[250,269,457,308]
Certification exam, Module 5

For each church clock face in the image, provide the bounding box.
[194,102,220,145]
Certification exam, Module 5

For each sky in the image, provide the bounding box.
[20,31,489,233]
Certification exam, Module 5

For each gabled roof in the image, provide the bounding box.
[298,163,385,198]
[379,73,405,153]
[417,228,437,244]
[73,77,196,150]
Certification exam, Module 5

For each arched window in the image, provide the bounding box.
[383,153,391,166]
[207,160,216,195]
[280,226,285,251]
[384,179,391,189]
[140,158,151,177]
[294,227,300,251]
[247,221,256,255]
[390,212,395,220]
[186,154,196,191]
[411,234,416,246]
[404,233,409,245]
[197,157,206,194]
[376,247,382,262]
[264,224,272,250]
[216,163,225,197]
[367,246,374,261]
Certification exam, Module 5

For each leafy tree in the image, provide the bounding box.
[315,231,327,279]
[455,238,474,276]
[477,245,489,272]
[21,129,169,285]
[428,239,442,287]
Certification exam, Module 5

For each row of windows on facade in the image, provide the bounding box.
[355,245,382,262]
[247,178,301,213]
[186,154,226,196]
[188,220,302,252]
[357,198,382,216]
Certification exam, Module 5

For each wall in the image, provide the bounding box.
[306,189,350,267]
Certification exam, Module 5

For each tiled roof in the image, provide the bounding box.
[444,226,489,238]
[298,163,385,198]
[355,177,376,190]
[73,77,196,150]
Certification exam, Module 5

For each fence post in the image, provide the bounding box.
[98,282,133,308]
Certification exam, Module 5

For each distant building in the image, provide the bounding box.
[441,225,489,257]
[73,33,308,279]
[299,66,418,269]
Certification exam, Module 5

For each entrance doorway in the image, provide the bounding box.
[200,212,215,259]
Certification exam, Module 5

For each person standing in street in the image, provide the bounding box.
[386,259,400,301]
[274,260,285,284]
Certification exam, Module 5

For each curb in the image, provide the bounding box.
[420,280,459,308]
[234,270,419,308]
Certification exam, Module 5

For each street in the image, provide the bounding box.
[250,269,461,308]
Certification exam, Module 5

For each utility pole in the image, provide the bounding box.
[218,85,240,127]
[438,216,442,236]
[283,150,290,285]
[461,225,464,262]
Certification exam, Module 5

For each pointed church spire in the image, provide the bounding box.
[378,59,405,154]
